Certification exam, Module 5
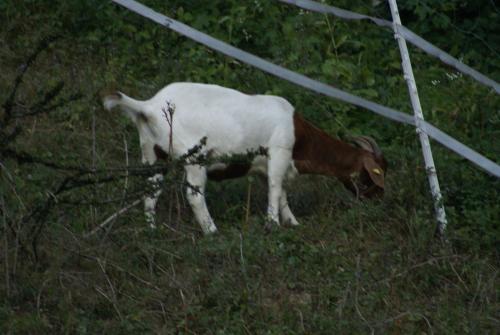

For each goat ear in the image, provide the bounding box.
[363,156,385,188]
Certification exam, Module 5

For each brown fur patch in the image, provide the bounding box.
[207,163,252,181]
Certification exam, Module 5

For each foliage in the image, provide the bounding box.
[0,0,498,333]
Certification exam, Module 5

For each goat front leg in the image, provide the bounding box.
[266,147,292,229]
[144,173,164,228]
[185,165,218,234]
[142,146,163,229]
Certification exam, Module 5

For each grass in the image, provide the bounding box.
[1,173,498,334]
[1,1,499,333]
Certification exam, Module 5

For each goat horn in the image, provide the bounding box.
[350,136,372,151]
[362,136,383,157]
[351,136,383,157]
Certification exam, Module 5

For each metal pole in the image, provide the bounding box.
[387,0,448,236]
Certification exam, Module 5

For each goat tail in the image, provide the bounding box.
[103,91,147,121]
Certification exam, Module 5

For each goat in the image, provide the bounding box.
[104,82,295,234]
[207,114,387,225]
[103,82,387,233]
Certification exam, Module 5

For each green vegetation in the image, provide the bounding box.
[1,0,498,333]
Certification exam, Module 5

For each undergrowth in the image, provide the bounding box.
[1,0,498,334]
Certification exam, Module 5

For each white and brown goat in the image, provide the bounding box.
[103,82,386,234]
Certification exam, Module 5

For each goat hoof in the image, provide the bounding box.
[203,228,218,235]
[282,217,300,227]
[201,224,218,235]
[264,220,280,233]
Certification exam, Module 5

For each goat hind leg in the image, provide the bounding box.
[280,190,299,226]
[144,173,164,228]
[266,147,292,228]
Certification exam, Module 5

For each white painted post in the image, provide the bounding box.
[387,0,448,236]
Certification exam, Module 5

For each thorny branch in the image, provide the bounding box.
[0,35,86,261]
[1,34,60,127]
[0,37,269,262]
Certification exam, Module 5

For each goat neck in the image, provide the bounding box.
[292,114,364,177]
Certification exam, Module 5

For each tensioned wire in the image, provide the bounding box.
[278,0,500,94]
[109,0,500,178]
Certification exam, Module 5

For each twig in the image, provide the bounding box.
[469,273,483,310]
[36,277,52,318]
[419,313,434,335]
[94,285,123,321]
[12,216,21,276]
[449,260,469,291]
[0,163,30,257]
[337,281,351,319]
[158,300,167,324]
[70,250,162,291]
[296,308,305,332]
[375,255,463,284]
[91,107,97,229]
[243,179,252,228]
[1,194,10,298]
[96,258,123,321]
[175,181,182,224]
[161,100,175,155]
[354,255,374,334]
[179,289,186,305]
[85,199,142,237]
[122,135,130,202]
[373,311,411,327]
[374,311,433,335]
[239,233,248,282]
[0,161,26,210]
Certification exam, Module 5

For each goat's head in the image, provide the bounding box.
[349,136,388,198]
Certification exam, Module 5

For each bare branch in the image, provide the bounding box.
[85,199,142,238]
[1,34,60,127]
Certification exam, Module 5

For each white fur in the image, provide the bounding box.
[104,82,296,234]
